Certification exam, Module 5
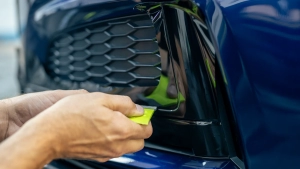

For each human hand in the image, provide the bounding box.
[0,90,87,141]
[25,92,152,162]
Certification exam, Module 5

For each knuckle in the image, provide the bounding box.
[53,89,64,92]
[121,96,133,104]
[105,135,115,145]
[112,147,123,157]
[92,92,104,97]
[51,89,64,95]
[145,124,153,139]
[137,141,145,151]
[91,92,106,101]
[121,126,131,139]
[97,158,109,163]
[78,89,88,93]
[121,96,136,110]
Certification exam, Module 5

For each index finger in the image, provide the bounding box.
[96,93,144,117]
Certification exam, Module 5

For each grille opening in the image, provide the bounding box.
[46,15,161,87]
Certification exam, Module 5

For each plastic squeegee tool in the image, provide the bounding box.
[129,106,157,125]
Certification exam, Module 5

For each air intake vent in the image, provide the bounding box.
[47,15,160,87]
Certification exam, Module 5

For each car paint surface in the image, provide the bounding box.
[107,148,237,169]
[196,0,300,168]
[48,147,238,169]
[25,0,300,168]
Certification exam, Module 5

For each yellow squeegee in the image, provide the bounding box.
[129,106,156,125]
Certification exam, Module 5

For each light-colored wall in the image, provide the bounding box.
[0,0,18,39]
[0,0,21,99]
[0,42,20,99]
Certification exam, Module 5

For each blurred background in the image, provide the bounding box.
[0,0,29,99]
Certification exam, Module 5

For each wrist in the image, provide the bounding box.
[0,117,60,169]
[23,116,62,159]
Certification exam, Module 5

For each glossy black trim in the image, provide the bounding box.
[140,0,240,159]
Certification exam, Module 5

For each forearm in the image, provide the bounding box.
[0,100,10,142]
[0,120,58,169]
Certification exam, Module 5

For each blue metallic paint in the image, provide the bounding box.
[25,0,300,168]
[106,147,238,168]
[195,0,300,168]
[49,148,238,169]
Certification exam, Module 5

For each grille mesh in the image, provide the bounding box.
[47,15,160,87]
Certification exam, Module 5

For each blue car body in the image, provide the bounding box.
[20,0,300,168]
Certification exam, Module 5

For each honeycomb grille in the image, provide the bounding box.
[47,15,160,87]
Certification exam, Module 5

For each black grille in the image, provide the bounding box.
[47,15,160,87]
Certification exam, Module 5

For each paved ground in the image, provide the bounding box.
[0,40,20,99]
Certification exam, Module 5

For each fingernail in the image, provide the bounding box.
[136,104,144,115]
